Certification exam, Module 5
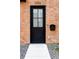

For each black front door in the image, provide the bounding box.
[30,6,45,43]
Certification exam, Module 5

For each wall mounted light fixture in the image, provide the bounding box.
[20,0,26,2]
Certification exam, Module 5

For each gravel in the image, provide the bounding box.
[20,44,29,59]
[47,44,59,59]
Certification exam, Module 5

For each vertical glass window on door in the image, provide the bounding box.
[33,9,43,27]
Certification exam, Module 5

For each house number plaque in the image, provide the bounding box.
[35,1,41,4]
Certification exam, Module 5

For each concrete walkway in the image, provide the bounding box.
[24,44,51,59]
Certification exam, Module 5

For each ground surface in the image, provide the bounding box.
[20,44,59,59]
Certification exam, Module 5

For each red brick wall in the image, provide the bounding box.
[20,0,59,44]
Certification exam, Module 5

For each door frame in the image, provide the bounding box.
[30,5,46,43]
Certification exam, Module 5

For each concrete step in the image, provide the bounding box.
[24,44,51,59]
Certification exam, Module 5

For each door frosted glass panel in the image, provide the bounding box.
[33,9,38,18]
[38,9,43,17]
[33,9,43,27]
[38,9,43,27]
[33,9,38,27]
[38,18,43,27]
[33,19,38,27]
